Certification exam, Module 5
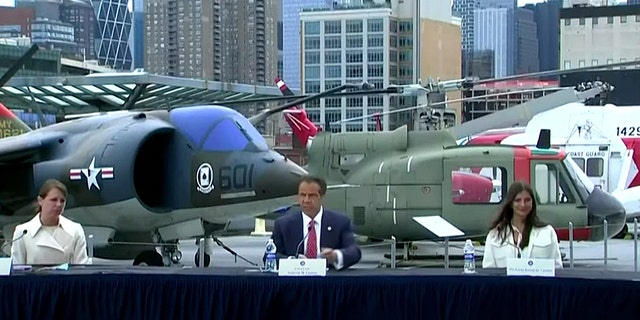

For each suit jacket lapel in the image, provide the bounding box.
[320,210,331,248]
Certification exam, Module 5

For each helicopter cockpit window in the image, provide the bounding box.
[586,158,604,177]
[451,166,506,204]
[534,164,575,204]
[572,157,585,171]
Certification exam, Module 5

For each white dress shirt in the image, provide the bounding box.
[482,224,563,269]
[301,206,345,269]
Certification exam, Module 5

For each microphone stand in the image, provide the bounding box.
[211,235,259,267]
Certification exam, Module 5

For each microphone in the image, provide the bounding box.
[1,229,27,255]
[293,224,313,259]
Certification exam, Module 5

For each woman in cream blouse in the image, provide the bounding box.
[482,181,563,269]
[11,179,90,265]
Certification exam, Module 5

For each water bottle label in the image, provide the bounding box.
[464,253,474,260]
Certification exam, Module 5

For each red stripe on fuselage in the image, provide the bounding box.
[621,137,640,188]
[555,227,591,241]
[0,102,16,119]
[513,147,531,183]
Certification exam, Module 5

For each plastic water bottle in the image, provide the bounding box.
[265,239,277,272]
[463,239,476,274]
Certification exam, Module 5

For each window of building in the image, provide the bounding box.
[346,50,363,63]
[325,98,342,109]
[621,15,627,23]
[607,16,614,24]
[591,59,598,66]
[592,17,598,25]
[325,51,341,64]
[304,21,320,35]
[325,80,342,90]
[564,19,570,26]
[346,97,363,108]
[578,59,585,67]
[367,34,384,47]
[346,35,363,48]
[607,58,614,64]
[305,81,321,94]
[325,36,341,49]
[579,18,585,25]
[325,65,341,78]
[305,66,320,79]
[636,15,640,22]
[564,60,571,69]
[324,21,341,34]
[367,64,384,77]
[368,96,383,107]
[304,36,320,49]
[399,21,412,32]
[367,50,383,62]
[305,51,320,65]
[346,20,363,33]
[367,19,383,32]
[346,65,363,78]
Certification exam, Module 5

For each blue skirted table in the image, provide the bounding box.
[0,266,639,320]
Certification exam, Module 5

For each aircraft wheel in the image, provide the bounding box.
[133,250,164,266]
[195,251,211,267]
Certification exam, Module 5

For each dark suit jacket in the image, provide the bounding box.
[269,209,361,270]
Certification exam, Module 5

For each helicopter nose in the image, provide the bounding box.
[586,187,626,241]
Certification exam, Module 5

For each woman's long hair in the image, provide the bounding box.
[489,181,548,249]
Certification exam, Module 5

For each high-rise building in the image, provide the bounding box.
[474,7,516,78]
[144,0,278,86]
[524,0,562,73]
[0,6,35,38]
[91,0,133,70]
[515,8,539,75]
[131,0,143,69]
[452,0,479,76]
[282,0,331,90]
[299,0,460,132]
[60,0,96,61]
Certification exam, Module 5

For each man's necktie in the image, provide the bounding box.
[306,220,317,258]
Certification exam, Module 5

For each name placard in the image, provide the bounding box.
[0,257,12,276]
[278,258,327,277]
[506,258,555,277]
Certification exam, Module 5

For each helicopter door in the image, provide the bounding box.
[530,161,586,228]
[442,158,509,238]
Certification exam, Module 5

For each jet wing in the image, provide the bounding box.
[0,131,66,164]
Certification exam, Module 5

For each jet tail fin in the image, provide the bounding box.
[0,102,31,138]
[274,76,319,148]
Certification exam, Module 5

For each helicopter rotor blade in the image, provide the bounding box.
[331,87,570,125]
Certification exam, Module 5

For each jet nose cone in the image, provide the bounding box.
[258,151,308,197]
[586,188,626,240]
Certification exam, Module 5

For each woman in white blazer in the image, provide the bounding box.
[482,180,563,269]
[11,179,90,265]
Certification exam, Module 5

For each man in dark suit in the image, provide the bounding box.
[270,175,361,270]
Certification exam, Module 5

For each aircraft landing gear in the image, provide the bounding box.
[132,232,182,267]
[195,237,214,267]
